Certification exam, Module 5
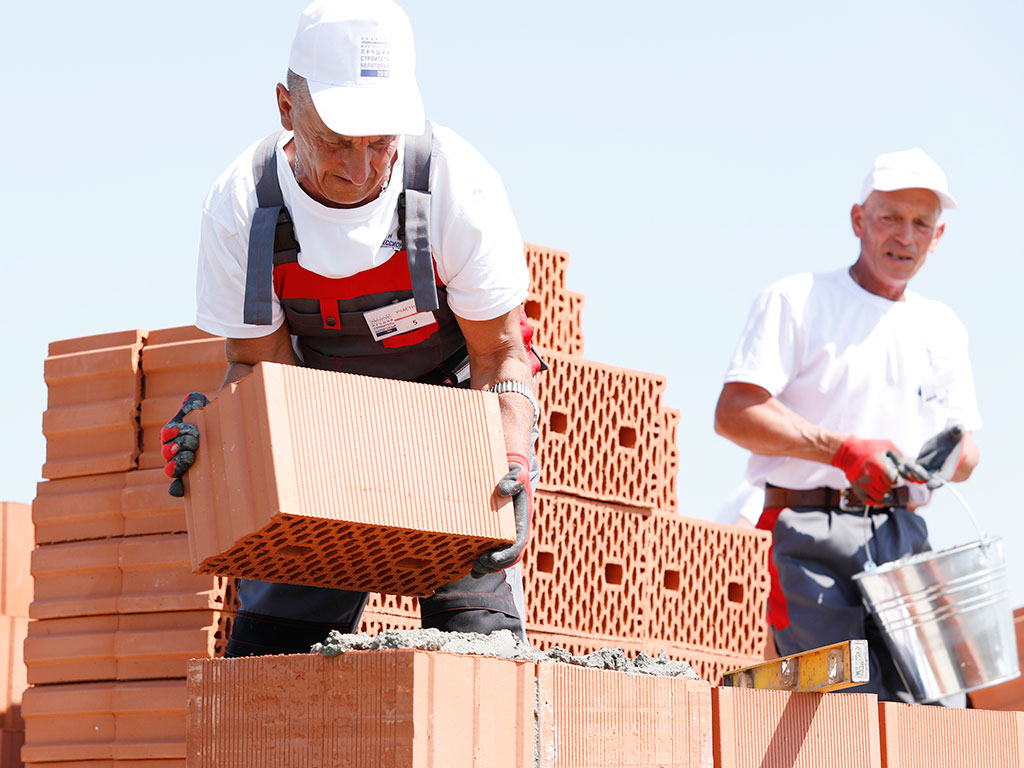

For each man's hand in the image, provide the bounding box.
[915,424,966,489]
[472,453,531,576]
[161,392,209,498]
[831,435,902,505]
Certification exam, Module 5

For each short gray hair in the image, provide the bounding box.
[285,69,313,111]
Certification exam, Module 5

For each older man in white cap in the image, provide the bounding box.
[160,0,543,655]
[714,148,981,703]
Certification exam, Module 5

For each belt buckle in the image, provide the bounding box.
[838,489,866,512]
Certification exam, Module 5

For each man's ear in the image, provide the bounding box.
[850,203,866,238]
[928,221,946,253]
[276,83,294,131]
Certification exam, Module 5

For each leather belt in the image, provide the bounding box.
[764,484,909,512]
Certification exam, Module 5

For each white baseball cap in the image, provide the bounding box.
[288,0,425,137]
[859,148,957,210]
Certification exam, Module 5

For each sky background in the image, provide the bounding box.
[3,1,1023,605]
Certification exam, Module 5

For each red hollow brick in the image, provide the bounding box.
[47,331,148,359]
[24,610,234,685]
[187,650,535,768]
[536,353,675,509]
[713,687,881,768]
[879,701,1024,768]
[184,362,515,597]
[21,680,185,763]
[523,244,585,358]
[536,663,713,768]
[1,616,28,731]
[30,534,233,620]
[2,502,34,617]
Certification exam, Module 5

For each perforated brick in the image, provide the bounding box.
[30,534,233,620]
[523,244,585,358]
[138,326,227,471]
[645,514,771,658]
[33,474,127,544]
[24,610,234,685]
[1,616,28,731]
[42,331,147,480]
[879,701,1024,767]
[21,680,185,763]
[2,502,33,617]
[536,353,675,509]
[187,650,536,768]
[185,362,514,597]
[524,493,649,642]
[968,607,1024,711]
[713,687,881,768]
[26,762,184,768]
[536,663,713,768]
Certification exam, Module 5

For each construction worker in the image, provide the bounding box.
[160,0,541,655]
[714,148,981,703]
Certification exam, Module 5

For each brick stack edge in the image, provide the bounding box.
[2,503,32,768]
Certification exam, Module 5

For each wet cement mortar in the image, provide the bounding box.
[313,628,697,765]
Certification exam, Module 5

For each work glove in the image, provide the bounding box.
[831,436,902,506]
[161,392,209,498]
[472,452,531,576]
[915,424,966,489]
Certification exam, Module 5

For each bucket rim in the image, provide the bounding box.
[853,535,1003,582]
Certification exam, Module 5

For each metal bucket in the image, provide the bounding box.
[853,536,1020,703]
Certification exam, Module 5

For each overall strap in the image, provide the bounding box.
[244,131,287,325]
[399,122,440,313]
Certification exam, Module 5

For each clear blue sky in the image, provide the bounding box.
[2,1,1022,604]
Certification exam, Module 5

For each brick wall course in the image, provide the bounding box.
[187,650,536,768]
[713,686,881,768]
[879,701,1024,768]
[21,680,185,763]
[184,362,514,597]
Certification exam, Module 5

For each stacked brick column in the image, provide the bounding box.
[22,328,232,767]
[2,502,32,768]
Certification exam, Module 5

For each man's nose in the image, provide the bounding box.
[340,148,373,185]
[895,220,915,245]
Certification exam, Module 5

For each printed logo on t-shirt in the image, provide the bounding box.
[360,37,390,78]
[381,230,402,251]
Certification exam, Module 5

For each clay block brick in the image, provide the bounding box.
[2,503,34,617]
[524,493,650,642]
[42,332,147,480]
[523,244,585,357]
[32,471,186,546]
[138,327,227,471]
[184,362,514,597]
[1,616,28,731]
[187,650,535,768]
[879,701,1024,767]
[713,687,881,768]
[536,353,674,509]
[537,663,713,768]
[24,610,233,685]
[30,534,233,620]
[968,608,1024,711]
[26,762,184,768]
[48,331,148,359]
[21,680,185,763]
[646,514,771,658]
[3,728,24,768]
[360,592,421,634]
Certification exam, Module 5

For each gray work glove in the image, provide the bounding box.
[915,424,966,489]
[472,453,531,576]
[161,392,209,497]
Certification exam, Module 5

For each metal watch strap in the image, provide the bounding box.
[485,380,539,428]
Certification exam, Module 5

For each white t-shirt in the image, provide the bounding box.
[724,268,982,505]
[196,122,528,338]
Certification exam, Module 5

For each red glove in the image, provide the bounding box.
[472,452,532,575]
[161,392,209,498]
[831,436,902,506]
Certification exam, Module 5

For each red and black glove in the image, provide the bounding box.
[831,436,902,506]
[161,392,209,498]
[472,452,532,576]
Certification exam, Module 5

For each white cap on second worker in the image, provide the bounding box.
[289,0,425,137]
[860,148,957,210]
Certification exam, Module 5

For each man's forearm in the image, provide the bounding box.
[471,354,535,458]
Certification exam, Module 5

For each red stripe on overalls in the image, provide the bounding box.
[273,250,443,349]
[757,505,790,631]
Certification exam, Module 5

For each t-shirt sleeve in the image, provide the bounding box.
[429,129,529,322]
[723,285,800,396]
[195,183,285,339]
[942,314,983,432]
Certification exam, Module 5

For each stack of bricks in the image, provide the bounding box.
[22,242,771,765]
[2,502,32,768]
[360,243,773,684]
[21,328,233,767]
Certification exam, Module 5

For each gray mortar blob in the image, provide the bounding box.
[311,628,699,679]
